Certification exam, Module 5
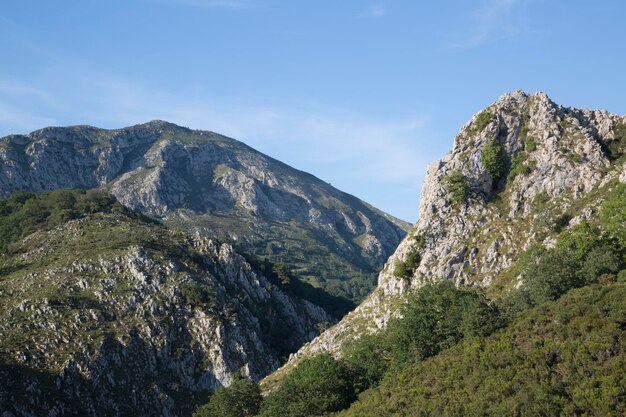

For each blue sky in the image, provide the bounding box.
[1,0,625,221]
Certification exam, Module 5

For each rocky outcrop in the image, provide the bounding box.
[274,90,626,372]
[0,121,410,305]
[0,212,332,416]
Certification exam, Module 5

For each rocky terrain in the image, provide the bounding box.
[0,191,332,416]
[270,90,626,373]
[0,121,410,308]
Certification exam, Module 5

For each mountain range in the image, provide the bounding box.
[1,91,625,416]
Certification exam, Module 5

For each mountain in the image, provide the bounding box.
[0,121,410,312]
[0,190,332,416]
[266,90,626,383]
[338,281,626,416]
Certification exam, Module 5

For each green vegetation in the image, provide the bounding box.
[606,123,626,160]
[194,375,262,417]
[341,282,626,417]
[601,182,626,246]
[391,281,500,367]
[525,136,537,151]
[481,139,507,180]
[258,354,356,417]
[246,257,355,319]
[0,189,146,252]
[219,183,626,417]
[181,282,217,310]
[471,110,495,133]
[443,171,470,204]
[507,152,531,183]
[392,250,420,278]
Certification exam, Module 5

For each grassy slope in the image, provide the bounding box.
[339,282,626,417]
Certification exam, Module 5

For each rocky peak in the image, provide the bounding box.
[277,91,626,367]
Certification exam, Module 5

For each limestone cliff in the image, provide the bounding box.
[0,121,410,306]
[0,203,331,416]
[273,90,626,372]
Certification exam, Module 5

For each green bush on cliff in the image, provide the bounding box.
[481,139,507,180]
[443,171,470,204]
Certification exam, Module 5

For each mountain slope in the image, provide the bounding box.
[0,190,332,416]
[0,121,410,308]
[339,282,626,417]
[267,90,626,381]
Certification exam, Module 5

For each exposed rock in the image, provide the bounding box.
[0,121,410,303]
[276,90,626,373]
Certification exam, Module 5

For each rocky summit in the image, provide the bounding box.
[0,121,410,310]
[274,90,626,367]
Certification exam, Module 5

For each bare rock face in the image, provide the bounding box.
[0,121,410,303]
[0,213,332,416]
[277,90,626,370]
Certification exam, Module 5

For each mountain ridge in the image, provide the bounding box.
[264,90,626,384]
[0,121,410,307]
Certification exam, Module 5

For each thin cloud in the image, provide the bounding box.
[357,4,386,19]
[448,0,532,48]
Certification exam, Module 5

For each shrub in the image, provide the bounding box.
[390,281,500,367]
[259,354,357,417]
[601,183,626,246]
[193,375,262,417]
[481,139,507,180]
[507,152,531,183]
[393,250,420,278]
[443,171,470,205]
[343,333,392,392]
[525,136,537,152]
[472,111,495,133]
[181,282,216,308]
[606,123,626,160]
[523,249,580,305]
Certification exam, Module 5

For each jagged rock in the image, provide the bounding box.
[0,121,410,302]
[0,213,332,416]
[276,90,626,373]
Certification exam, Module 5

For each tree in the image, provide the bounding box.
[390,281,500,367]
[443,171,470,204]
[259,354,356,417]
[481,139,507,180]
[193,375,262,417]
[523,249,580,305]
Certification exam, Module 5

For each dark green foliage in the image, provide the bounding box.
[193,375,262,417]
[552,213,571,233]
[343,333,392,392]
[481,139,507,180]
[506,152,531,183]
[555,221,602,260]
[390,281,501,367]
[443,171,470,204]
[601,183,626,246]
[246,256,355,319]
[522,249,581,305]
[259,354,356,417]
[0,189,140,252]
[472,111,495,133]
[393,250,420,278]
[606,123,626,160]
[525,136,537,152]
[340,282,626,417]
[181,282,216,309]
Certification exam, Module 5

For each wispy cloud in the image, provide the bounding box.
[357,4,386,19]
[448,0,533,48]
